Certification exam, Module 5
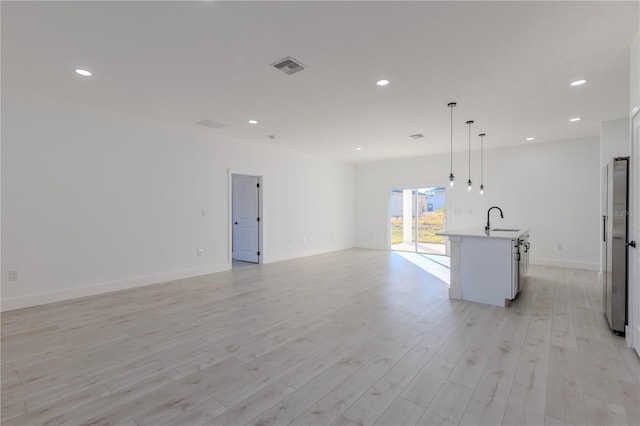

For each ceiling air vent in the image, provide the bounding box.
[409,133,425,139]
[196,119,225,129]
[272,57,305,75]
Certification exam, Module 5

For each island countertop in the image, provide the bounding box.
[437,227,529,240]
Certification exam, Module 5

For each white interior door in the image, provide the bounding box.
[630,111,640,355]
[232,174,260,263]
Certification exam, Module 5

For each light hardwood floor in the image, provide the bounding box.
[2,249,639,426]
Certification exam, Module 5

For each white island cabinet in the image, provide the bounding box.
[437,227,530,307]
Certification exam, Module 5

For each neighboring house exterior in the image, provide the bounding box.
[390,187,446,217]
[428,191,445,213]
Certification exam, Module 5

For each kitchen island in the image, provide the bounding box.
[437,227,530,307]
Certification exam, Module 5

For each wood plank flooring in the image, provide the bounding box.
[2,249,639,425]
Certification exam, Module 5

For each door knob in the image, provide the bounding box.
[234,221,238,225]
[628,241,636,248]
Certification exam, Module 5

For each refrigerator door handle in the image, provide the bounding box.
[602,215,606,242]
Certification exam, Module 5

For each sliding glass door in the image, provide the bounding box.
[390,189,416,252]
[390,187,446,255]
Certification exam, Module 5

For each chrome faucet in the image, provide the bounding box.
[485,206,504,231]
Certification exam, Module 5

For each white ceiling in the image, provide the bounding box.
[3,1,638,164]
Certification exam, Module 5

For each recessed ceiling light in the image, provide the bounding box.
[570,79,587,86]
[74,69,92,77]
[376,79,390,86]
[569,117,581,122]
[355,147,363,151]
[248,120,258,124]
[526,137,535,141]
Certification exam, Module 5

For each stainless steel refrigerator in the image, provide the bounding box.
[602,157,629,335]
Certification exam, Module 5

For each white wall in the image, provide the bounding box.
[355,136,600,270]
[601,118,630,167]
[631,31,639,115]
[1,94,355,310]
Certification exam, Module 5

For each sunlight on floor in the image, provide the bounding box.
[391,242,446,255]
[396,252,450,285]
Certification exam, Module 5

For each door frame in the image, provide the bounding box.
[386,182,450,256]
[629,108,640,353]
[228,169,264,265]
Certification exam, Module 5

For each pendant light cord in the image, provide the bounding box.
[466,120,473,182]
[481,135,484,184]
[447,102,457,186]
[468,123,471,179]
[479,133,486,193]
[450,106,454,173]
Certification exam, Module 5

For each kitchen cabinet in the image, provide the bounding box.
[437,228,530,307]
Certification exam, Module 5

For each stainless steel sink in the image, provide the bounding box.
[491,228,520,232]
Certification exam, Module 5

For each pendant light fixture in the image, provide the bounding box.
[447,102,457,187]
[479,133,486,195]
[466,120,474,191]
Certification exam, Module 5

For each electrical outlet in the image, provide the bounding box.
[197,249,204,256]
[8,271,18,282]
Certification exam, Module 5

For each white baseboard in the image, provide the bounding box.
[1,263,230,312]
[264,244,355,264]
[529,257,599,271]
[626,326,631,347]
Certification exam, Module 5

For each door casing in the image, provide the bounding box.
[629,109,640,354]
